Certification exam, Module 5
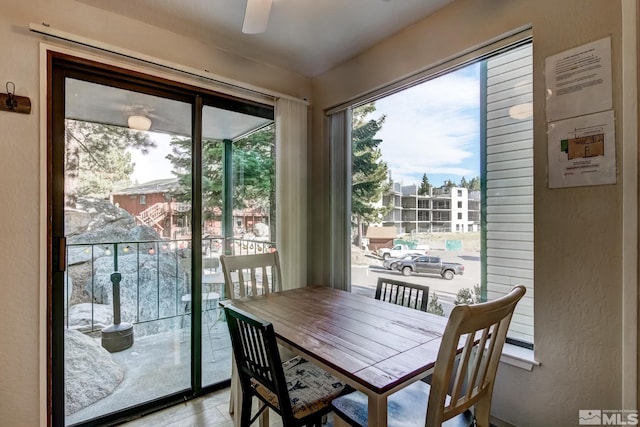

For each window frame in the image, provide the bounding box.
[329,36,534,350]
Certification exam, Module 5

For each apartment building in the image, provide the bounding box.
[381,182,481,234]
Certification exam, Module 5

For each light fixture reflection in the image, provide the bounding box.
[243,0,272,34]
[508,103,533,120]
[127,115,152,131]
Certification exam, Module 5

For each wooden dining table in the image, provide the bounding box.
[221,285,451,427]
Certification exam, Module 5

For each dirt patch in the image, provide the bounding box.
[412,232,480,252]
[351,245,372,266]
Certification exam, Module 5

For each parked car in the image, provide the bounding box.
[382,253,422,270]
[394,255,464,280]
[378,244,429,260]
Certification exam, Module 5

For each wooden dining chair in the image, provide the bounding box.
[220,251,285,426]
[224,305,350,427]
[220,251,282,299]
[331,285,526,427]
[375,277,430,311]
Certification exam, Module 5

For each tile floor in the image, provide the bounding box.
[119,387,335,427]
[121,387,237,427]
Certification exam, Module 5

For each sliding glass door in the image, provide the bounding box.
[49,53,275,426]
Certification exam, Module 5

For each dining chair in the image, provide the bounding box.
[220,251,282,299]
[331,285,526,427]
[375,277,430,311]
[220,251,285,426]
[224,304,350,427]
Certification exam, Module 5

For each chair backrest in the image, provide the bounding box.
[220,251,282,299]
[224,305,294,418]
[375,277,430,311]
[425,285,526,427]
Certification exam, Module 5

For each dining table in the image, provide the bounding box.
[221,285,451,427]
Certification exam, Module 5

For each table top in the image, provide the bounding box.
[222,285,449,394]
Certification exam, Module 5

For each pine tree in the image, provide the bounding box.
[65,119,155,207]
[166,125,276,235]
[352,103,390,248]
[418,173,431,195]
[459,176,469,189]
[468,176,481,191]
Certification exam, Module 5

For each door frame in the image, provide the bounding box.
[46,49,274,426]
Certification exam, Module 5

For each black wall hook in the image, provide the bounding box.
[0,81,31,114]
[5,82,17,110]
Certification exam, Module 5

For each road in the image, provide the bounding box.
[350,249,481,315]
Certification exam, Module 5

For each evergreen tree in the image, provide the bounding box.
[352,103,390,248]
[418,173,431,195]
[166,125,276,236]
[468,176,481,191]
[459,176,469,189]
[65,119,155,207]
[78,148,135,198]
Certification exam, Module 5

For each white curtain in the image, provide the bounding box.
[275,98,308,290]
[327,108,352,291]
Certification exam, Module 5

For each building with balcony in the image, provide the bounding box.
[381,182,480,234]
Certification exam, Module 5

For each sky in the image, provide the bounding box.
[364,62,481,188]
[129,62,482,188]
[128,132,175,183]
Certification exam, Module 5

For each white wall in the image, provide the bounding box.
[0,2,311,426]
[310,0,629,426]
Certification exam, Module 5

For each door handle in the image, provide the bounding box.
[58,237,66,272]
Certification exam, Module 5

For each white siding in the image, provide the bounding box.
[485,43,534,344]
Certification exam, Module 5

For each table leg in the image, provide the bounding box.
[334,414,350,427]
[368,394,388,427]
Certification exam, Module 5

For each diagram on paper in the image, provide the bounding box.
[548,110,615,188]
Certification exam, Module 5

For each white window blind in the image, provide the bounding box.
[484,43,534,344]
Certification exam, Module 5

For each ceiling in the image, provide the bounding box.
[66,78,273,140]
[77,0,454,78]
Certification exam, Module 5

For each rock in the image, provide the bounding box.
[67,303,113,332]
[64,329,124,415]
[65,197,181,336]
[253,222,269,237]
[66,198,157,248]
[89,251,185,336]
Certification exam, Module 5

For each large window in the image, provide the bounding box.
[348,41,533,346]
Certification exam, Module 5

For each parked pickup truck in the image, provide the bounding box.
[394,255,464,280]
[378,244,429,260]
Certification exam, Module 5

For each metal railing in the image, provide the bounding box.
[65,237,275,335]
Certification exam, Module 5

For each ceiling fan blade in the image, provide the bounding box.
[242,0,272,34]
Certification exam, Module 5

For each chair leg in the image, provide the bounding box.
[473,396,490,427]
[240,392,253,427]
[258,407,269,427]
[231,361,243,427]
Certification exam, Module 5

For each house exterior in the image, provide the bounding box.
[364,225,397,252]
[111,178,270,239]
[111,178,186,238]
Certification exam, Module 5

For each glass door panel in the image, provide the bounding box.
[62,77,193,425]
[200,105,275,387]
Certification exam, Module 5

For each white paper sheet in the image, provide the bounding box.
[547,110,616,188]
[545,37,612,122]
